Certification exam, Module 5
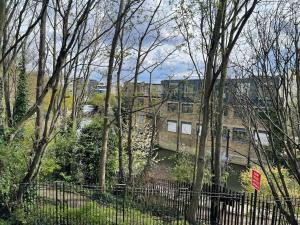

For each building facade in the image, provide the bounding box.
[126,78,271,166]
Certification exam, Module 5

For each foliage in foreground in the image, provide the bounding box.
[2,202,192,225]
[240,166,300,198]
[42,118,118,185]
[170,150,212,183]
[0,123,34,215]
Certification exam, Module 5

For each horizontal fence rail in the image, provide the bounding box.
[19,182,300,225]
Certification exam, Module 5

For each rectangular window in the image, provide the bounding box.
[233,108,241,117]
[169,83,179,96]
[182,103,193,113]
[196,123,202,136]
[181,122,192,134]
[184,84,193,95]
[232,128,247,142]
[167,120,177,132]
[238,82,250,96]
[138,114,145,124]
[255,131,269,146]
[137,98,144,105]
[223,106,229,116]
[168,102,178,112]
[223,126,229,140]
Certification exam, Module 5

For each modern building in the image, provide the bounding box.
[124,78,274,167]
[137,78,272,166]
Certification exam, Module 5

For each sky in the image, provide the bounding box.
[23,0,299,85]
[90,0,201,84]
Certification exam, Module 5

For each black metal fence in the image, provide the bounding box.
[20,182,300,225]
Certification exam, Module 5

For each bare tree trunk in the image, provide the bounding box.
[0,0,5,134]
[0,0,4,38]
[211,55,229,225]
[144,73,157,174]
[99,0,125,191]
[210,94,215,177]
[187,0,227,223]
[2,18,12,127]
[176,96,181,154]
[126,102,134,182]
[16,2,48,202]
[16,141,47,201]
[34,0,47,149]
[117,36,125,183]
[3,62,12,127]
[295,25,300,138]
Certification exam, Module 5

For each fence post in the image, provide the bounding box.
[240,193,245,225]
[115,183,126,225]
[177,188,180,225]
[252,190,258,225]
[177,188,188,225]
[183,188,189,225]
[55,182,58,225]
[122,184,126,222]
[62,182,65,225]
[115,185,118,224]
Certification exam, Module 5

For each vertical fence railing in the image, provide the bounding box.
[20,182,300,225]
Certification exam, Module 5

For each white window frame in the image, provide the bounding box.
[255,131,269,146]
[181,122,192,135]
[197,124,202,136]
[167,120,177,132]
[138,114,145,124]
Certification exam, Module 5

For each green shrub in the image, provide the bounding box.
[41,131,77,182]
[170,151,212,183]
[75,118,118,185]
[0,133,32,215]
[27,202,167,225]
[240,166,300,198]
[43,118,118,185]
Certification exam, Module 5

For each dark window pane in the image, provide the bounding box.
[137,98,144,105]
[168,102,178,112]
[182,103,193,113]
[232,128,247,142]
[223,126,229,140]
[223,106,229,116]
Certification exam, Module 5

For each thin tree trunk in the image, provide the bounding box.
[25,15,47,196]
[34,0,47,148]
[126,44,143,183]
[0,0,4,135]
[187,0,227,223]
[210,94,215,177]
[99,0,125,191]
[295,25,300,140]
[144,73,156,174]
[3,63,12,127]
[126,103,134,182]
[213,25,230,185]
[2,21,12,127]
[176,96,181,154]
[211,56,228,225]
[117,36,125,183]
[0,0,4,39]
[16,140,47,201]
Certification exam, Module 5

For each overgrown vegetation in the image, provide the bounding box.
[240,167,300,198]
[39,118,118,186]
